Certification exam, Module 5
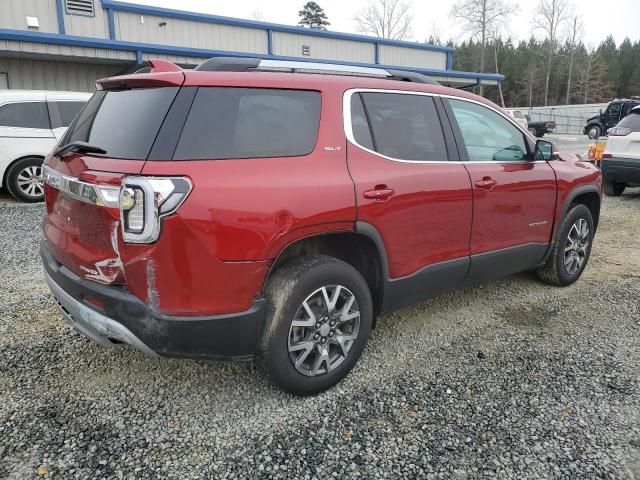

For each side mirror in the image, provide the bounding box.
[534,140,559,161]
[599,108,603,116]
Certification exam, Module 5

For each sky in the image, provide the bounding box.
[127,0,639,48]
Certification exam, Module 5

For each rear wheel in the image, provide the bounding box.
[587,125,601,140]
[5,157,45,203]
[537,204,594,286]
[603,180,625,196]
[260,256,373,395]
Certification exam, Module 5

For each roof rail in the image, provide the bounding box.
[194,57,439,84]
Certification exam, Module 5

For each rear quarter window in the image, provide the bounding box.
[173,88,321,160]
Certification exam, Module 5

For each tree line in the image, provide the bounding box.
[450,35,640,108]
[296,0,640,108]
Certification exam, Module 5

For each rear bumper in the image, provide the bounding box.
[601,157,640,185]
[42,241,266,360]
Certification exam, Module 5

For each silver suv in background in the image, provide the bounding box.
[0,90,91,202]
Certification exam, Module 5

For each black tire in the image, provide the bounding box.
[603,181,625,197]
[5,157,45,203]
[259,255,373,395]
[537,204,594,286]
[587,125,601,140]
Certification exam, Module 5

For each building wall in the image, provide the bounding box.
[272,32,376,63]
[0,0,60,33]
[114,11,267,54]
[378,45,447,70]
[0,39,135,62]
[0,56,123,91]
[65,4,111,39]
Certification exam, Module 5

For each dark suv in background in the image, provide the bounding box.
[41,58,601,395]
[584,98,640,139]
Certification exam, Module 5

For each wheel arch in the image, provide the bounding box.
[265,225,387,316]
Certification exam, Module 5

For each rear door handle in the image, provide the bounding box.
[474,177,497,190]
[363,187,395,200]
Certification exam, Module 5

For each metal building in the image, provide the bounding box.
[0,0,503,92]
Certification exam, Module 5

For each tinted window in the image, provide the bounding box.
[449,99,528,162]
[0,102,50,129]
[606,103,621,115]
[358,92,447,161]
[57,101,86,127]
[617,110,640,131]
[63,87,178,159]
[174,88,321,160]
[350,93,373,150]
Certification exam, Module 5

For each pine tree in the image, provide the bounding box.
[298,2,330,30]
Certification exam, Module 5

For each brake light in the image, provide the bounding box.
[120,176,192,244]
[608,127,631,136]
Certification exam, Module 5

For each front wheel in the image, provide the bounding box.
[587,125,601,140]
[537,204,594,286]
[260,256,373,395]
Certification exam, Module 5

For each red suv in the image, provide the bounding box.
[41,58,601,394]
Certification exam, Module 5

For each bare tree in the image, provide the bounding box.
[450,0,516,96]
[565,15,582,104]
[354,0,413,40]
[532,0,570,106]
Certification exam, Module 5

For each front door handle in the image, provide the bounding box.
[363,187,395,201]
[474,177,497,190]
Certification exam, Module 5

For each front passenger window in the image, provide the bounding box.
[449,99,528,162]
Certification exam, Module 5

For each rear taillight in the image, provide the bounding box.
[119,176,192,244]
[43,165,120,207]
[608,127,631,136]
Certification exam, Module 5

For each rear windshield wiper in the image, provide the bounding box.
[53,141,107,158]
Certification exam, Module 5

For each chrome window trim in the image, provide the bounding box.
[342,88,542,165]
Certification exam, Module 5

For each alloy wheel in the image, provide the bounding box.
[16,165,44,199]
[564,218,590,275]
[288,285,360,377]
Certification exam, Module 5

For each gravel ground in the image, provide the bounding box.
[0,188,639,479]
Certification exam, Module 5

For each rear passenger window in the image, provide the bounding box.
[174,88,321,160]
[57,101,86,127]
[350,93,374,150]
[0,102,50,129]
[357,92,447,162]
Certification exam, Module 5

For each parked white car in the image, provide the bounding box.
[0,90,91,202]
[505,109,529,131]
[601,105,640,196]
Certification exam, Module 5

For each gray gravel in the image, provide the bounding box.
[1,188,639,479]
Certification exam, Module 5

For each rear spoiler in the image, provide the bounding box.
[96,60,184,90]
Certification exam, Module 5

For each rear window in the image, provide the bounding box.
[0,101,50,129]
[618,110,640,131]
[173,88,321,160]
[355,92,447,162]
[63,87,179,159]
